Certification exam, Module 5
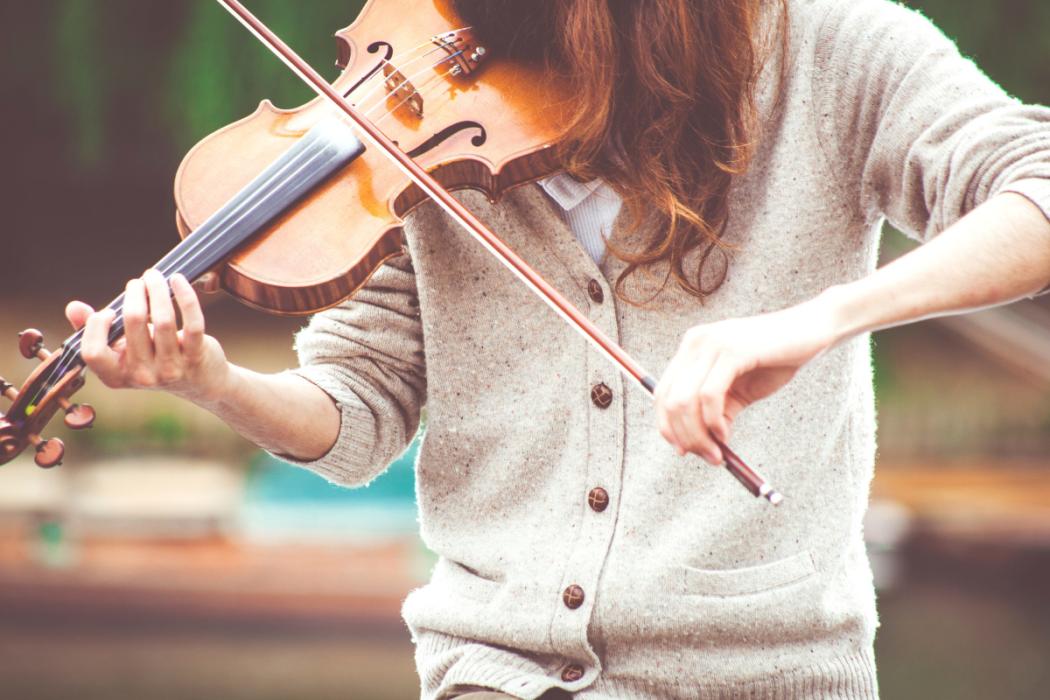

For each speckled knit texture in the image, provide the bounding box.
[278,1,1050,698]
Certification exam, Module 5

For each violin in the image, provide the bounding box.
[0,0,782,505]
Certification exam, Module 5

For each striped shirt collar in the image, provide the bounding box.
[536,172,605,211]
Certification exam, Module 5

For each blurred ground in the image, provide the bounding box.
[0,629,417,700]
[0,462,1048,700]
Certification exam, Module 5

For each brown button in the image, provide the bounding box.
[561,663,585,682]
[587,279,604,304]
[587,487,609,513]
[562,584,585,609]
[590,383,613,409]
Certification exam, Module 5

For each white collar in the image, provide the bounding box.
[536,172,605,211]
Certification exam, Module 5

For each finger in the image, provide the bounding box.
[668,396,719,463]
[656,373,689,456]
[653,371,671,406]
[144,269,178,365]
[666,399,697,458]
[122,277,154,369]
[81,309,122,385]
[699,358,741,449]
[656,401,680,455]
[171,273,205,359]
[654,369,678,452]
[655,349,695,453]
[668,353,720,462]
[657,409,685,456]
[65,301,95,330]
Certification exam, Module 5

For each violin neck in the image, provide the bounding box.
[61,118,365,363]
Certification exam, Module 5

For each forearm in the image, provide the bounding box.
[193,364,341,461]
[70,271,344,462]
[655,194,1050,461]
[825,192,1050,343]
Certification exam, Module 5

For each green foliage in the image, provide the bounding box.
[169,0,367,152]
[70,411,203,457]
[13,0,1048,173]
[143,412,189,448]
[18,0,366,171]
[54,0,107,166]
[167,2,244,149]
[165,0,365,151]
[904,0,1050,104]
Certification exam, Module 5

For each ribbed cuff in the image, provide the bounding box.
[416,628,879,700]
[416,631,559,700]
[268,365,378,486]
[593,648,878,699]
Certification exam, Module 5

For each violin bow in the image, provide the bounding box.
[215,0,783,506]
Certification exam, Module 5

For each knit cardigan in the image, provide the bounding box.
[278,1,1050,697]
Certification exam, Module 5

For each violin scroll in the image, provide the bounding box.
[0,329,95,469]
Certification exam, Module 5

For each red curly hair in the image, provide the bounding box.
[455,0,786,302]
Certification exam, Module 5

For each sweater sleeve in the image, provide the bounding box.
[272,252,426,487]
[810,0,1050,247]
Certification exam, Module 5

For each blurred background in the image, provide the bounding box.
[0,1,1048,698]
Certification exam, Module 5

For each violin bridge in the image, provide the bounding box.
[383,64,424,118]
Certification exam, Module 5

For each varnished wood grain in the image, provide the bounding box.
[174,0,571,316]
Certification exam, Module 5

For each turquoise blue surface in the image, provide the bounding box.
[239,437,422,541]
[245,438,419,505]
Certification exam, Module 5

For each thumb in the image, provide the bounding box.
[65,301,95,330]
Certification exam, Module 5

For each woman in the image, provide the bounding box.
[67,0,1050,697]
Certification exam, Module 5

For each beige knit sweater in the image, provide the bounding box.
[279,1,1050,697]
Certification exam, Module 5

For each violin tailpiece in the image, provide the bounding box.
[432,30,486,78]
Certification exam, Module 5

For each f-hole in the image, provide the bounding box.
[407,121,488,159]
[342,41,395,99]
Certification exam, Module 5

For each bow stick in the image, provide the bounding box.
[215,0,783,506]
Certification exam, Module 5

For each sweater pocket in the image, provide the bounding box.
[432,558,504,604]
[681,550,816,597]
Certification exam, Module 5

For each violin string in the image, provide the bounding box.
[33,57,472,415]
[329,26,470,108]
[110,40,470,315]
[27,139,340,409]
[34,60,456,411]
[33,132,344,401]
[108,50,466,316]
[366,53,464,127]
[341,32,466,109]
[139,42,470,296]
[30,45,471,407]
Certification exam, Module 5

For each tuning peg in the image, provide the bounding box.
[28,434,64,468]
[18,329,51,360]
[0,377,16,402]
[58,399,95,430]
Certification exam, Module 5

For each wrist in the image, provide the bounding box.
[176,360,237,409]
[810,283,868,349]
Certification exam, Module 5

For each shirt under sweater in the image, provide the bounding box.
[537,174,622,264]
[277,1,1050,698]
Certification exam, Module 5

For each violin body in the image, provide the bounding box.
[0,0,570,466]
[175,0,570,315]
